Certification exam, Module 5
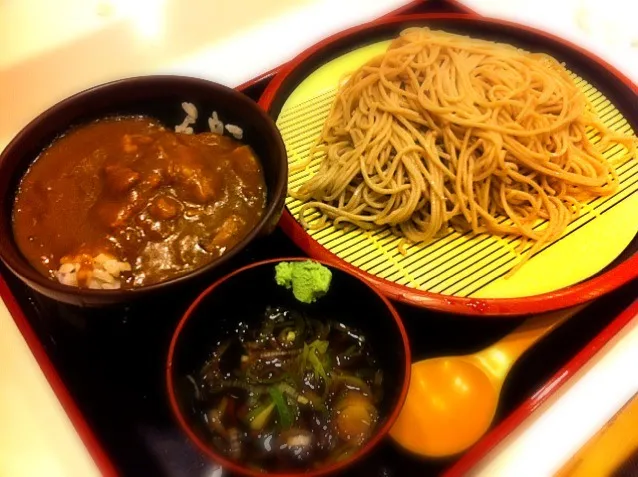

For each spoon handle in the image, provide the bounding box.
[477,303,589,383]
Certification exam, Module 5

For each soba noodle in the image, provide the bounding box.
[291,27,636,273]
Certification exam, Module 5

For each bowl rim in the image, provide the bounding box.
[165,257,412,477]
[258,13,638,317]
[0,75,288,302]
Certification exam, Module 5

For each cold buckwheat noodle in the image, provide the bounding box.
[291,27,636,274]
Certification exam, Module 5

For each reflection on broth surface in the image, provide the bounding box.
[191,306,383,472]
[12,116,267,288]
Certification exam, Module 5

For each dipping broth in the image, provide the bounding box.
[12,116,266,289]
[191,306,383,472]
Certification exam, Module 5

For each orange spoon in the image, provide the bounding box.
[390,304,587,458]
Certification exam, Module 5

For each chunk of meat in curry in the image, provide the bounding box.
[12,116,267,287]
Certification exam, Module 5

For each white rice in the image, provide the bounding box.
[175,103,244,140]
[56,253,131,290]
[174,102,197,134]
[208,111,224,135]
[181,101,198,120]
[225,123,243,140]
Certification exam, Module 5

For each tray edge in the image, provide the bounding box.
[445,297,638,477]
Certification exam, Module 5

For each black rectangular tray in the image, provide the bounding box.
[2,1,636,476]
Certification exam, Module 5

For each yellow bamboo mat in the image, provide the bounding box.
[276,40,638,299]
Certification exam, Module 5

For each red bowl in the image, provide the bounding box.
[166,257,411,476]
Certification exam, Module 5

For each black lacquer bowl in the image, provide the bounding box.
[0,76,288,306]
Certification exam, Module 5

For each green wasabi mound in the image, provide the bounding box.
[275,261,332,304]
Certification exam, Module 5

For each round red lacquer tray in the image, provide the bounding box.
[259,14,638,317]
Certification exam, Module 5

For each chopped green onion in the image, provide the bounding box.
[308,348,330,396]
[309,339,329,355]
[268,386,293,428]
[285,393,300,424]
[277,382,299,399]
[245,401,275,431]
[298,343,310,374]
[297,395,310,405]
[302,390,326,411]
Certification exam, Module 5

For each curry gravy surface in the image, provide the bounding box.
[12,116,267,287]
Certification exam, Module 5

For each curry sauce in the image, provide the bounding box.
[12,116,267,288]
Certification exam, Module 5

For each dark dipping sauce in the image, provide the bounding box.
[12,116,267,288]
[191,306,383,473]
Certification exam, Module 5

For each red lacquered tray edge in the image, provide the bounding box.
[445,297,638,477]
[0,273,120,477]
[2,1,635,476]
